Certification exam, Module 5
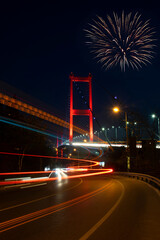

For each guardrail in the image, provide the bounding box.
[113,172,160,190]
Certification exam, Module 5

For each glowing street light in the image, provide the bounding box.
[151,114,160,140]
[102,127,109,141]
[113,107,120,113]
[112,106,130,171]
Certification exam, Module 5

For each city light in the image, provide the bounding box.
[151,113,160,140]
[113,107,120,113]
[72,142,127,148]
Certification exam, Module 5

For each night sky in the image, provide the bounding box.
[0,0,160,129]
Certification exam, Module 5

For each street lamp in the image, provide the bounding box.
[151,114,160,140]
[113,107,120,113]
[102,127,108,141]
[113,107,130,171]
[111,125,118,141]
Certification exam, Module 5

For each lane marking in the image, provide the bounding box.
[79,181,125,240]
[20,183,47,189]
[4,183,31,189]
[0,181,113,233]
[5,177,31,181]
[0,178,83,212]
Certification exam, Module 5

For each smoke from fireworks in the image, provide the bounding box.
[85,12,156,71]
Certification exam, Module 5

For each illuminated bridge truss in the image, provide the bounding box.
[0,92,90,138]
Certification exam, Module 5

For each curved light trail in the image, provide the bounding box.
[0,151,99,167]
[0,169,113,186]
[0,151,113,186]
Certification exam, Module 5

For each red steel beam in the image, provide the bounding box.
[72,109,90,116]
[69,73,93,143]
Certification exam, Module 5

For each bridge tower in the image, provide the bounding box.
[69,73,93,143]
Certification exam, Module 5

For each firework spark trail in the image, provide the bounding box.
[85,11,156,71]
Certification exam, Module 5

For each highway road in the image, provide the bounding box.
[0,174,160,240]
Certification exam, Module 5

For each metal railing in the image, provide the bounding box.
[113,172,160,190]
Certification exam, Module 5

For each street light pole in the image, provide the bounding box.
[125,112,130,171]
[151,114,160,140]
[125,112,128,147]
[157,117,160,140]
[115,127,117,141]
[113,107,130,171]
[102,127,107,141]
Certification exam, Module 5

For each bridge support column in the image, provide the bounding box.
[69,73,93,143]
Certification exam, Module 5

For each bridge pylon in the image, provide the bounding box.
[69,73,93,143]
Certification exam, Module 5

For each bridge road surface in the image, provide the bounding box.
[0,175,160,240]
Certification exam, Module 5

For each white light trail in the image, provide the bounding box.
[72,142,127,148]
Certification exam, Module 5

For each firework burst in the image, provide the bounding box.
[85,11,156,71]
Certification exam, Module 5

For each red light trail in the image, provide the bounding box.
[0,169,113,186]
[0,151,99,167]
[0,151,113,186]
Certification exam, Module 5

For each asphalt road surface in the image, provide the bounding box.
[0,175,160,240]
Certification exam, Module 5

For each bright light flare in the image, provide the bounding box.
[72,142,127,147]
[113,107,120,113]
[55,169,62,181]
